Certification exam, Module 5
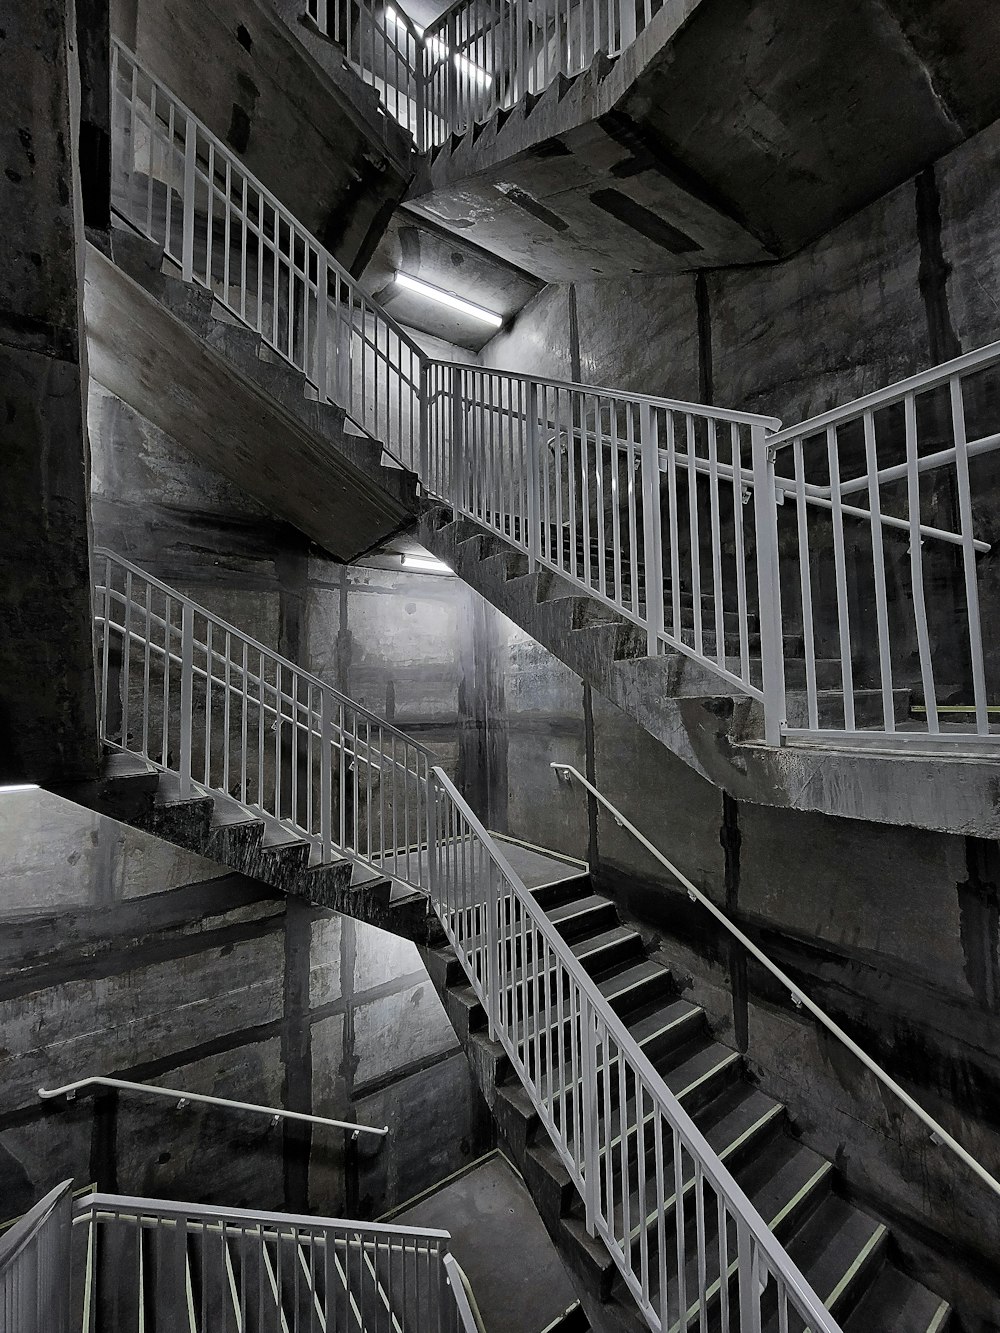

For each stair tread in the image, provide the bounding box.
[596,958,674,1009]
[841,1265,952,1333]
[777,1194,887,1318]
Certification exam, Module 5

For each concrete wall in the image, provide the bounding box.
[0,0,99,784]
[0,787,491,1222]
[109,0,410,272]
[480,117,1000,424]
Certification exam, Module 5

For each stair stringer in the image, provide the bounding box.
[53,749,439,942]
[418,502,1000,838]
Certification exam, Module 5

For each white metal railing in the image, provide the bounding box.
[93,550,839,1332]
[110,39,424,468]
[306,0,426,141]
[95,548,438,884]
[761,341,1000,747]
[72,1193,464,1332]
[38,1076,388,1140]
[553,761,1000,1206]
[419,0,650,147]
[424,361,781,696]
[443,1253,487,1332]
[0,1182,72,1333]
[304,0,657,150]
[107,49,1000,758]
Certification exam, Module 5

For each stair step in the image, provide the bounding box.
[595,958,676,1016]
[546,893,620,940]
[765,1195,888,1331]
[841,1265,952,1333]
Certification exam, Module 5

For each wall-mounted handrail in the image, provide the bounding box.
[39,1077,389,1139]
[552,761,1000,1204]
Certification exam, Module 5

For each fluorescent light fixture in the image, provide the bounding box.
[394,271,503,329]
[402,553,453,574]
[385,6,491,87]
[0,783,40,794]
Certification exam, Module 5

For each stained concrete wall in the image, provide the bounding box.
[0,0,99,784]
[109,0,412,272]
[0,787,491,1222]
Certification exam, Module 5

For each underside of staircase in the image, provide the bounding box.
[53,749,439,944]
[422,868,955,1333]
[85,217,419,563]
[418,502,1000,838]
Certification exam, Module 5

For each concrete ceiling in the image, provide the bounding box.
[407,0,1000,280]
[362,209,544,350]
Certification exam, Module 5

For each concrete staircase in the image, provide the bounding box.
[418,501,1000,838]
[86,218,419,563]
[56,748,438,943]
[423,868,954,1333]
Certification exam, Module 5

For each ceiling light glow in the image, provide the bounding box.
[402,553,453,574]
[394,271,503,328]
[0,783,40,794]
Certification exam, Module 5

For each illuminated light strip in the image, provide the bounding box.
[401,553,454,574]
[385,5,491,87]
[0,783,40,794]
[394,271,503,328]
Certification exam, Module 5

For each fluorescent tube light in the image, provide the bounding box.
[0,783,40,794]
[394,271,503,328]
[402,553,453,574]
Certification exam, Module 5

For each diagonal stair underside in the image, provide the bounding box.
[86,222,418,563]
[418,502,1000,838]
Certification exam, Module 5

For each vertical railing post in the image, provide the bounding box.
[419,359,430,482]
[314,251,329,401]
[751,425,785,746]
[580,993,600,1236]
[178,602,194,797]
[319,689,333,861]
[639,402,664,657]
[447,13,460,130]
[415,34,428,151]
[450,368,467,513]
[427,769,441,903]
[526,381,541,570]
[181,114,197,283]
[484,860,501,1042]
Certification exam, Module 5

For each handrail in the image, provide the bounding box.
[39,1076,389,1139]
[443,1253,487,1333]
[73,1191,449,1240]
[767,338,1000,449]
[0,1181,72,1271]
[431,361,782,430]
[552,761,1000,1204]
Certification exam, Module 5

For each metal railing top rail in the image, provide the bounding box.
[111,39,426,371]
[93,548,434,760]
[72,1192,452,1243]
[552,761,1000,1204]
[38,1076,388,1139]
[0,1181,72,1271]
[435,361,783,430]
[767,338,1000,449]
[427,769,841,1332]
[442,1253,487,1333]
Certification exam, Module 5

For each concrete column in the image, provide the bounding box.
[0,1,99,782]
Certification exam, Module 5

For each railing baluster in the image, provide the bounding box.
[949,375,989,735]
